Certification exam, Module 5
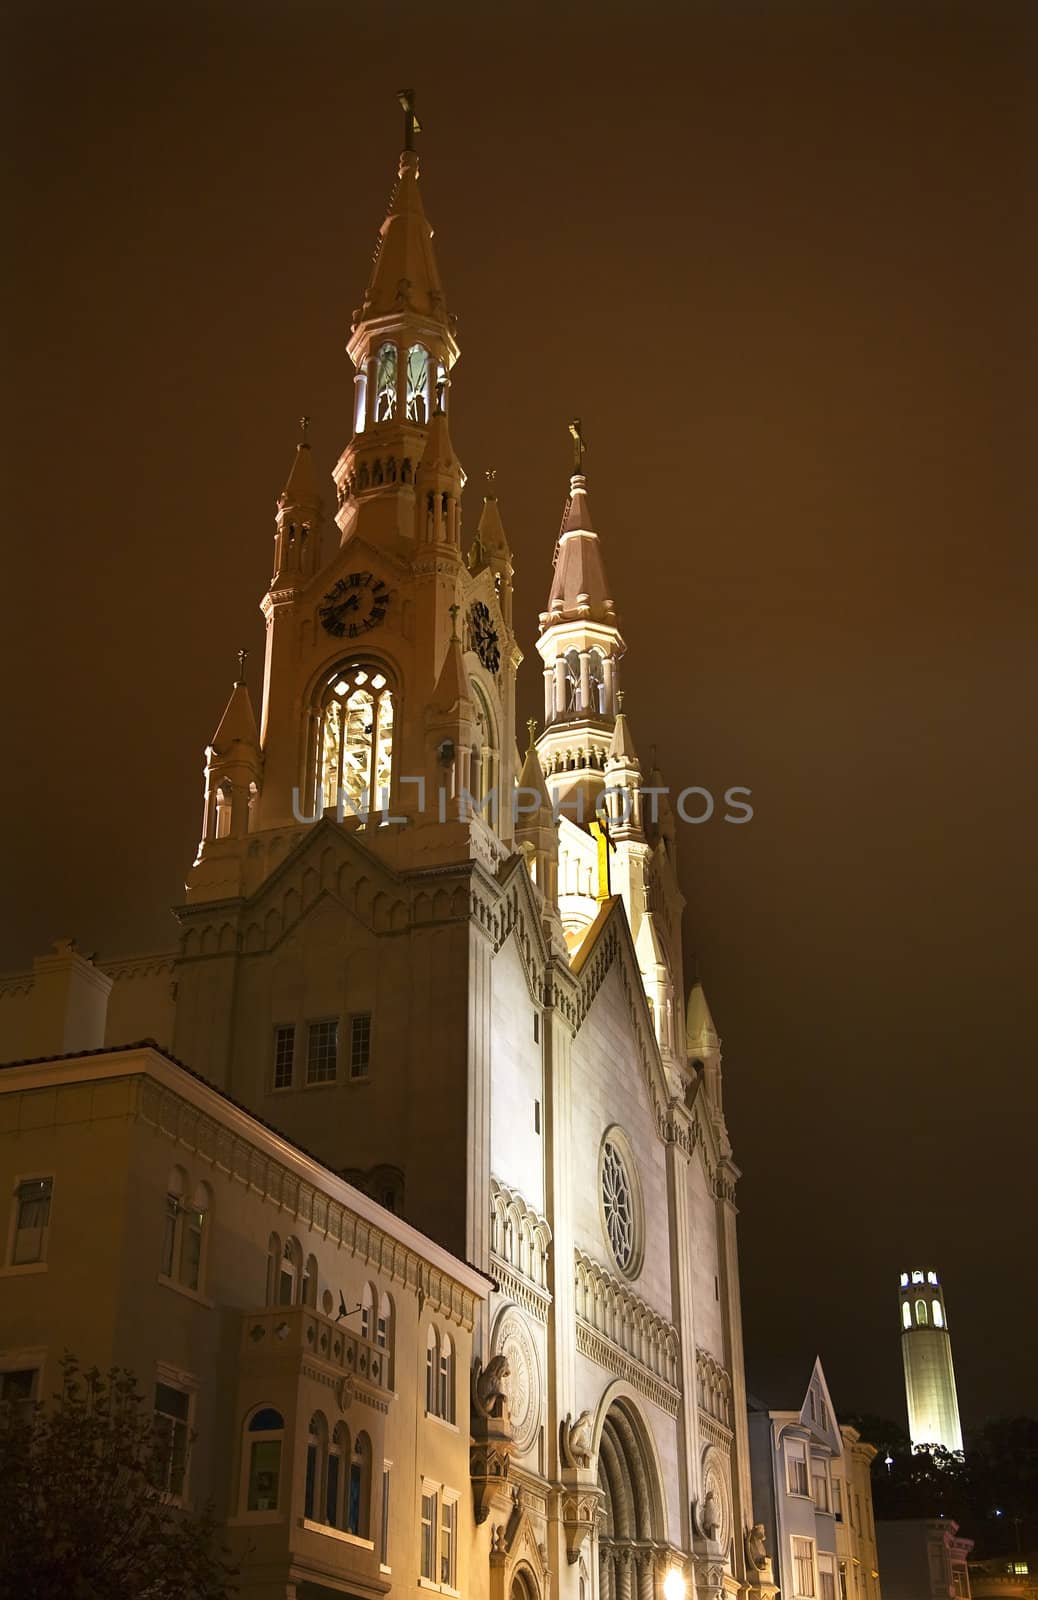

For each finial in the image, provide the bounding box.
[398,88,421,152]
[616,688,625,713]
[526,717,537,751]
[484,467,497,495]
[235,647,248,686]
[299,415,310,443]
[568,417,586,472]
[448,602,460,642]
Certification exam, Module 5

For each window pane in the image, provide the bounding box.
[248,1440,281,1510]
[327,1450,341,1527]
[305,1442,317,1519]
[154,1384,190,1497]
[420,1492,437,1579]
[0,1368,38,1424]
[350,1013,372,1079]
[13,1177,52,1264]
[307,1020,338,1084]
[440,1498,456,1587]
[273,1025,295,1090]
[380,1466,390,1564]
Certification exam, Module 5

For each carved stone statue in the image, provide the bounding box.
[473,1354,511,1419]
[561,1410,595,1469]
[746,1523,768,1572]
[702,1489,721,1539]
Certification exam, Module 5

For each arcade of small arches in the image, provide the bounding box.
[903,1296,946,1330]
[543,647,618,725]
[354,339,449,433]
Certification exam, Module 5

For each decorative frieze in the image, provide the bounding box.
[696,1348,733,1428]
[574,1248,680,1387]
[490,1177,552,1319]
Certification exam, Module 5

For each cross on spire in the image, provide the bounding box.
[526,717,538,751]
[568,417,586,472]
[235,648,249,686]
[299,415,310,442]
[448,602,460,642]
[398,89,421,151]
[484,467,497,492]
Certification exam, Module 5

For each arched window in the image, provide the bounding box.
[281,1238,302,1304]
[434,359,448,414]
[915,1298,928,1325]
[327,1422,348,1527]
[214,782,233,839]
[245,1407,285,1512]
[932,1299,944,1328]
[565,649,581,710]
[266,1233,282,1305]
[305,1413,327,1521]
[588,649,606,713]
[161,1167,187,1280]
[374,343,397,421]
[902,1300,912,1329]
[348,1431,372,1536]
[438,1333,455,1423]
[377,1291,394,1387]
[302,1254,319,1308]
[361,1282,376,1343]
[425,1326,438,1414]
[180,1182,210,1292]
[317,663,394,818]
[471,683,498,809]
[406,345,430,423]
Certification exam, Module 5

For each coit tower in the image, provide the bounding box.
[898,1267,964,1453]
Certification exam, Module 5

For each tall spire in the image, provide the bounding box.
[543,434,617,628]
[354,97,449,332]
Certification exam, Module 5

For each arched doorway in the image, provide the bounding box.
[511,1568,539,1600]
[596,1399,664,1600]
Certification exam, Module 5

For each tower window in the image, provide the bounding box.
[902,1300,912,1329]
[317,663,395,819]
[374,343,397,421]
[12,1176,52,1265]
[406,345,430,423]
[932,1299,944,1327]
[914,1298,928,1325]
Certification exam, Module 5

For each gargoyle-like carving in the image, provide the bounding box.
[746,1523,768,1572]
[560,1410,595,1469]
[473,1354,511,1420]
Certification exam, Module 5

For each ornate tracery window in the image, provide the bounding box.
[599,1129,642,1278]
[316,663,394,817]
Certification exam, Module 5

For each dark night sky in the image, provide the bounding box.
[3,2,1036,1428]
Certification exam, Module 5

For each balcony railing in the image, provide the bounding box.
[240,1303,391,1392]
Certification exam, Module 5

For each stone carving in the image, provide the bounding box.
[473,1353,511,1420]
[492,1308,541,1454]
[560,1410,595,1469]
[746,1523,769,1573]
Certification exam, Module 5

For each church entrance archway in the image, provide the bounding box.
[596,1398,664,1600]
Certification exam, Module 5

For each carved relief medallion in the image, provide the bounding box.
[492,1307,540,1454]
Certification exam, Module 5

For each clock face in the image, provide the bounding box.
[319,571,389,638]
[469,600,500,674]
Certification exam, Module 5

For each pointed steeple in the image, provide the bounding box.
[272,418,322,588]
[608,705,639,763]
[544,471,617,627]
[211,679,260,754]
[429,615,472,717]
[358,149,448,328]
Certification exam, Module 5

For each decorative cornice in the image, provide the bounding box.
[574,1248,680,1408]
[574,1322,681,1418]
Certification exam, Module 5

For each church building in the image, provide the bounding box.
[1,106,769,1600]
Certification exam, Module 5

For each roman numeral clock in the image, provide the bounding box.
[319,571,390,638]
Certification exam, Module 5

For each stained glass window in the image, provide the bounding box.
[318,665,394,818]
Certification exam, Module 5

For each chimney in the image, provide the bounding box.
[30,940,112,1055]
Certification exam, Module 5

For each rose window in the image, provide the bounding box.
[601,1140,635,1273]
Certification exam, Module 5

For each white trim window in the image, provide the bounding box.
[832,1476,844,1521]
[420,1486,438,1581]
[819,1554,837,1600]
[272,1024,296,1090]
[11,1177,52,1264]
[379,1462,392,1568]
[307,1019,338,1084]
[811,1457,831,1512]
[792,1536,817,1598]
[349,1013,372,1079]
[786,1437,810,1497]
[439,1493,458,1589]
[153,1381,192,1499]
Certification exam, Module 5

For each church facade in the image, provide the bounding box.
[1,117,769,1600]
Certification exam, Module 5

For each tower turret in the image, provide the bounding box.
[898,1267,964,1453]
[187,653,262,901]
[535,424,625,826]
[333,93,461,562]
[271,417,323,590]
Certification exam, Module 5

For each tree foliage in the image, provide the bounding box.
[841,1411,1038,1557]
[0,1355,237,1599]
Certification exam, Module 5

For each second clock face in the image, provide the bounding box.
[319,571,389,638]
[469,600,501,674]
